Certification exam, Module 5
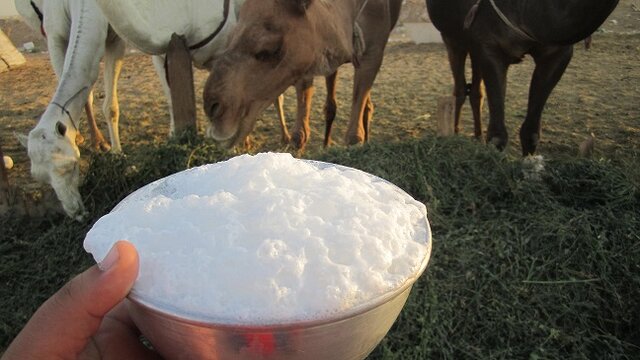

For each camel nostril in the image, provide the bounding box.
[207,102,222,119]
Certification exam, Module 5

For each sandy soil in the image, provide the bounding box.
[1,1,639,215]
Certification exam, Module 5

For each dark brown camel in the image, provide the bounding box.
[202,0,402,149]
[427,0,619,155]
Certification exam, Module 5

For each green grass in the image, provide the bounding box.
[1,135,639,358]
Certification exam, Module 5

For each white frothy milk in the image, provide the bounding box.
[84,153,431,324]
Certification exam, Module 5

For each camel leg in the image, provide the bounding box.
[84,89,109,151]
[290,77,314,150]
[346,53,384,145]
[443,35,467,134]
[363,95,374,142]
[152,55,175,136]
[102,36,125,153]
[520,46,573,155]
[274,94,291,144]
[240,94,288,149]
[476,48,509,150]
[469,54,485,140]
[323,71,338,147]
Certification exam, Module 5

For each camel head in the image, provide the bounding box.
[17,107,86,221]
[203,0,318,146]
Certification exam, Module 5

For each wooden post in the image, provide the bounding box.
[0,141,10,214]
[167,33,197,137]
[436,96,456,137]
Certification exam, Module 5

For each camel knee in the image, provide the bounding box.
[103,102,119,122]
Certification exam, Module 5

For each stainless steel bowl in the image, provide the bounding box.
[127,234,430,360]
[124,160,432,359]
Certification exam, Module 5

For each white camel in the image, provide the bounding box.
[15,0,290,220]
[96,0,290,143]
[15,0,125,220]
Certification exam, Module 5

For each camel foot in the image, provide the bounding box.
[346,134,365,146]
[488,136,507,151]
[281,133,292,145]
[243,136,254,151]
[96,141,112,152]
[290,129,309,150]
[520,132,540,157]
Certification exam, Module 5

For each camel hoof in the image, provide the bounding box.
[346,135,365,146]
[98,142,112,152]
[488,136,507,151]
[520,133,540,157]
[281,133,292,145]
[243,136,254,150]
[290,131,308,150]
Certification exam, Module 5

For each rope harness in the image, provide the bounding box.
[464,0,536,42]
[51,87,88,133]
[188,0,231,50]
[164,0,231,86]
[30,1,46,37]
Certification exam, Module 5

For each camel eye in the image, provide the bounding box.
[254,45,281,62]
[56,121,67,137]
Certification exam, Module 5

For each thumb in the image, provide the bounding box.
[3,241,139,359]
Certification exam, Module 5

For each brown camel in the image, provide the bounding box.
[202,0,402,149]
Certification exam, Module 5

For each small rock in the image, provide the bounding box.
[22,42,35,52]
[3,156,13,170]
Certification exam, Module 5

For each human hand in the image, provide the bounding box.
[2,241,160,359]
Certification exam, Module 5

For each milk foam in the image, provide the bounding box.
[84,153,431,324]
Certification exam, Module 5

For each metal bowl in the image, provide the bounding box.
[123,160,432,359]
[127,233,430,360]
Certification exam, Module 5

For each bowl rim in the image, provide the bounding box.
[124,158,433,328]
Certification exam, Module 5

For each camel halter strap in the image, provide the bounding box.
[30,1,47,37]
[188,0,231,50]
[464,0,537,42]
[51,87,88,132]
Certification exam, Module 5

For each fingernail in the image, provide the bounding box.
[98,244,120,271]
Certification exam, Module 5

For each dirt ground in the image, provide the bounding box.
[1,1,639,214]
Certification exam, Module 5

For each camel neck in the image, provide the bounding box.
[308,0,364,75]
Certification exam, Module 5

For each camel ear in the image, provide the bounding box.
[15,132,29,148]
[284,0,313,15]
